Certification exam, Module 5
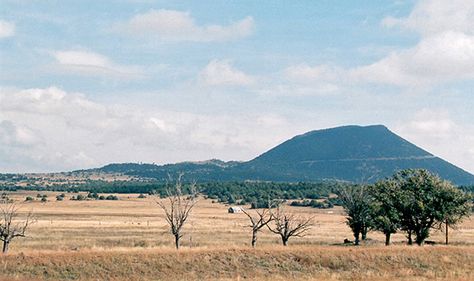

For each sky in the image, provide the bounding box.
[0,0,474,174]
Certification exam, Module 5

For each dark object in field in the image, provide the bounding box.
[343,238,353,244]
[228,206,243,213]
[425,240,436,245]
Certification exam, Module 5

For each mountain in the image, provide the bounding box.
[91,125,474,185]
[240,125,474,185]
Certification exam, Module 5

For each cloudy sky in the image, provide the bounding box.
[1,0,473,174]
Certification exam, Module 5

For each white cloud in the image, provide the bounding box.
[0,20,15,38]
[394,109,474,174]
[116,9,254,42]
[52,50,143,78]
[382,0,474,36]
[350,1,474,87]
[351,31,474,86]
[284,64,341,83]
[198,60,254,86]
[0,86,302,173]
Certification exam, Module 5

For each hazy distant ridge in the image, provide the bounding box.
[90,125,474,185]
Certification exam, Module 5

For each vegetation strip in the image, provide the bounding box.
[1,246,473,281]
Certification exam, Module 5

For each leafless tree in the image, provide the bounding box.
[241,207,274,248]
[155,176,198,250]
[268,204,313,246]
[0,202,34,254]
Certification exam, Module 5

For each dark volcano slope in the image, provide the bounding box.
[91,125,474,185]
[239,125,474,185]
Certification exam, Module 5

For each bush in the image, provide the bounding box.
[71,194,86,201]
[106,195,119,200]
[138,193,147,199]
[25,196,34,201]
[290,199,334,209]
[87,192,99,199]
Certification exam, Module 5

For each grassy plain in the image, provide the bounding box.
[1,191,473,281]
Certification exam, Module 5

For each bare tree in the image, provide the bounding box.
[241,207,274,248]
[268,204,313,246]
[155,177,198,250]
[0,203,34,254]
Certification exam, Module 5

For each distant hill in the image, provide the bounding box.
[90,125,474,185]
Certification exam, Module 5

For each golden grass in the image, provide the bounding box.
[1,191,473,281]
[1,246,473,281]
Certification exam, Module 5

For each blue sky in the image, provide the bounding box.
[1,0,474,174]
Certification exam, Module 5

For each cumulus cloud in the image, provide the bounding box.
[0,20,15,38]
[350,31,474,86]
[345,1,474,87]
[382,0,474,36]
[52,50,143,78]
[0,87,300,173]
[394,109,474,174]
[116,9,254,42]
[198,60,254,86]
[277,2,474,90]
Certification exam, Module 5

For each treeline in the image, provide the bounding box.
[339,169,473,246]
[0,174,28,181]
[0,179,348,201]
[199,181,347,207]
[0,180,163,193]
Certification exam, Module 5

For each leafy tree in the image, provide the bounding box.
[369,180,401,245]
[337,185,372,245]
[435,184,472,244]
[389,169,471,245]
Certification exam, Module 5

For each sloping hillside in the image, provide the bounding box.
[87,125,474,185]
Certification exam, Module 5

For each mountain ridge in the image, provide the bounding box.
[84,125,474,185]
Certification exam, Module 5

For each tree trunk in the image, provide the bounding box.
[361,226,367,240]
[174,234,180,250]
[2,240,9,254]
[385,233,391,246]
[251,231,257,248]
[354,231,360,246]
[415,230,425,246]
[415,236,424,246]
[445,220,449,245]
[282,237,288,246]
[407,230,413,245]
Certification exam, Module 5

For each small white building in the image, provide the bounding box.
[228,206,244,213]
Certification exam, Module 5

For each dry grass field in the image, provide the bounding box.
[1,191,473,281]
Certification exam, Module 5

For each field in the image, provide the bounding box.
[1,191,474,281]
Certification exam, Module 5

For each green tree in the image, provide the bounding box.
[337,185,372,245]
[369,180,401,246]
[390,169,471,246]
[436,184,472,245]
